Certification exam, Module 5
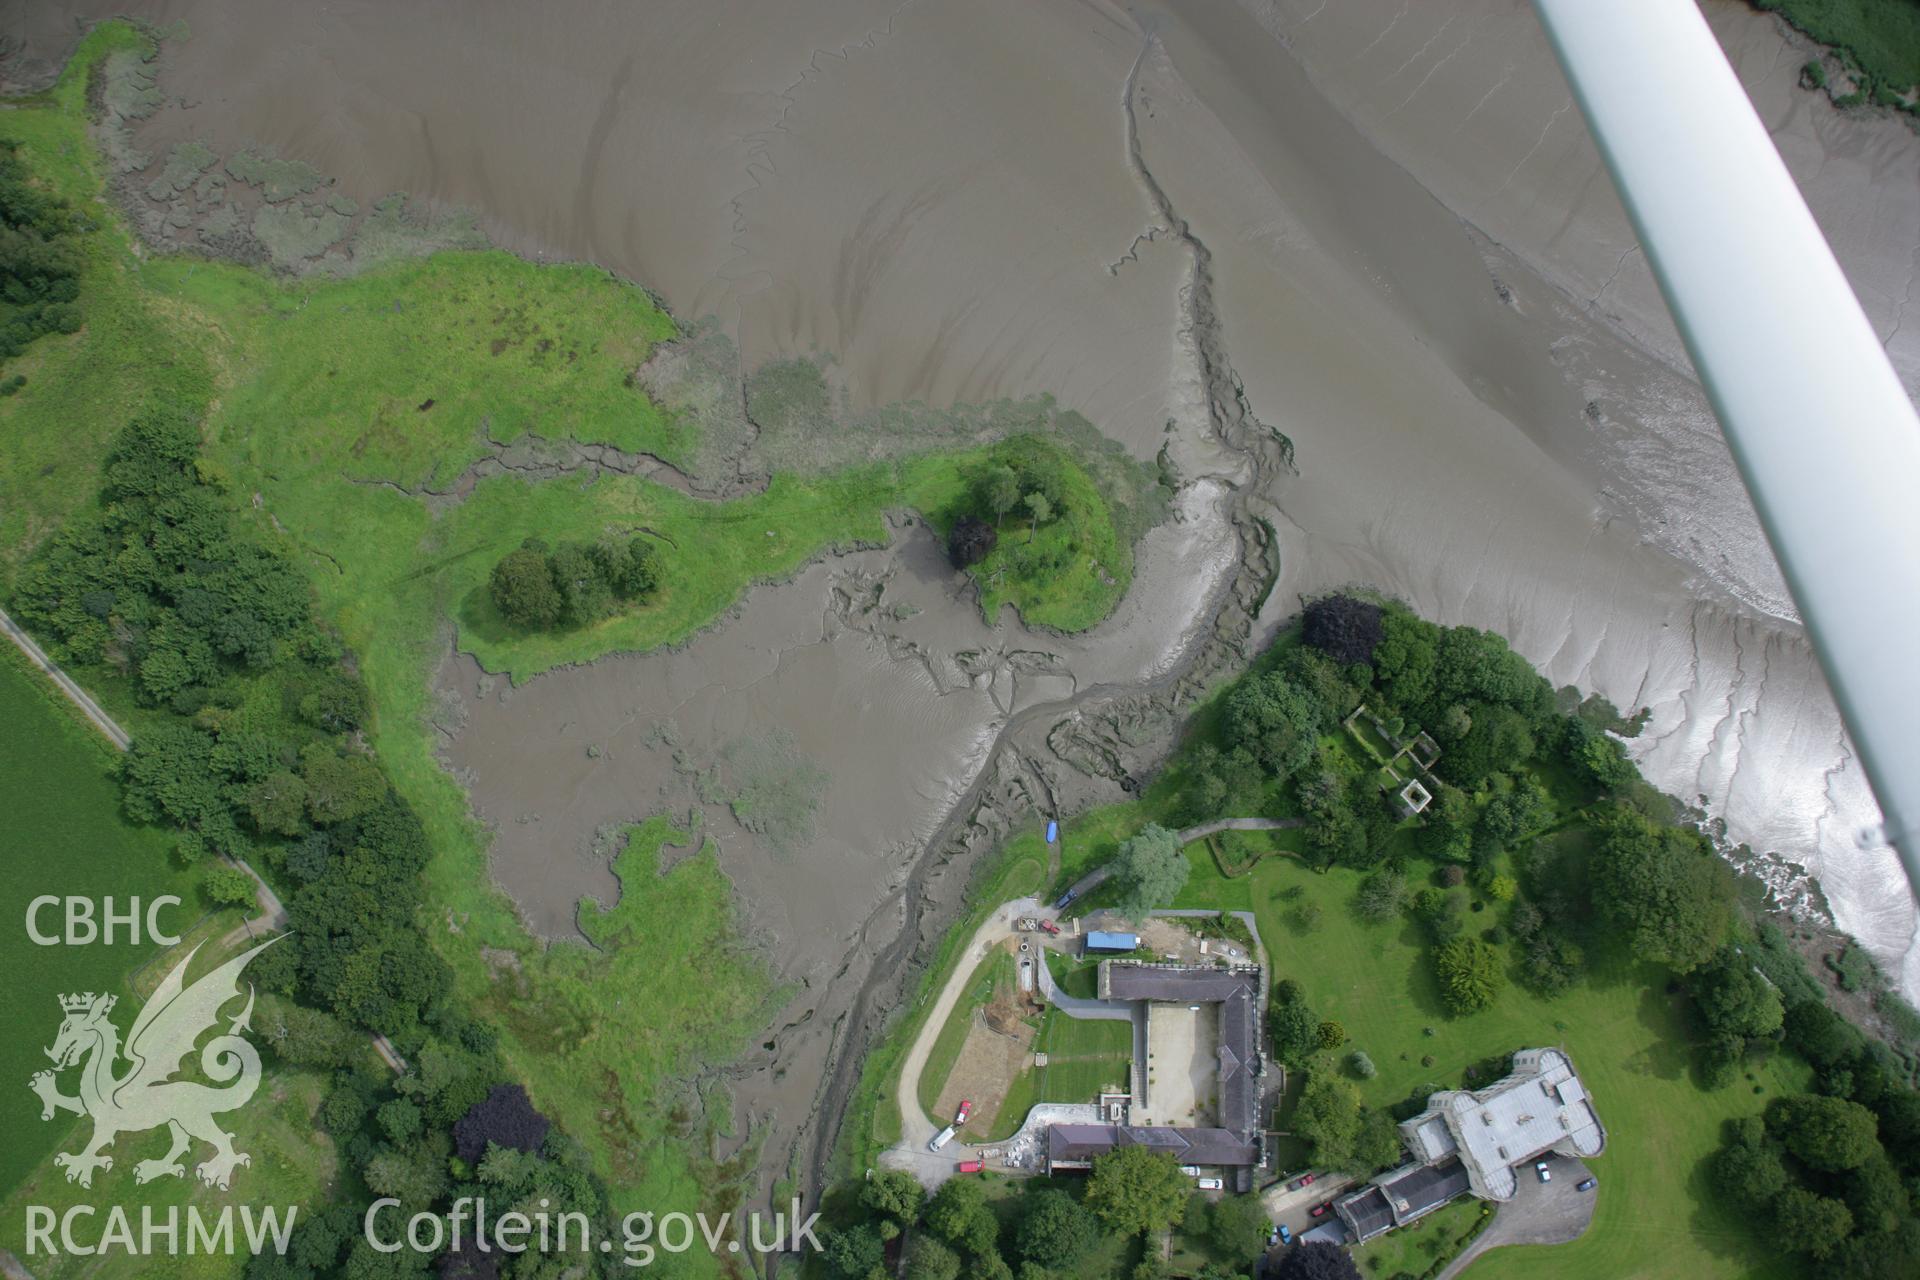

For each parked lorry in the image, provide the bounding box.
[927,1125,957,1152]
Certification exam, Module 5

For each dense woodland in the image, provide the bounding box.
[487,534,661,632]
[0,138,84,384]
[14,403,624,1279]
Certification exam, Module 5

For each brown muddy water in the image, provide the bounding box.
[9,0,1918,1212]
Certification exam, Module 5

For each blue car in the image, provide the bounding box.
[1053,888,1078,910]
[1278,1225,1292,1246]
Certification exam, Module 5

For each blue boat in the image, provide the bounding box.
[1046,820,1059,844]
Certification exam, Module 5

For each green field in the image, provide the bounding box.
[0,1061,334,1280]
[0,652,333,1276]
[0,650,206,1194]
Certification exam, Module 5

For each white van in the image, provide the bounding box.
[1196,1177,1223,1191]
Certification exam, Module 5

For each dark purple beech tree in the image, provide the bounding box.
[453,1083,551,1163]
[1271,1240,1363,1280]
[947,515,998,569]
[1301,594,1385,668]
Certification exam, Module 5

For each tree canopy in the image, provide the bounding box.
[1016,1188,1098,1270]
[1271,1240,1363,1280]
[1112,823,1189,922]
[1301,594,1384,667]
[947,515,997,568]
[1268,991,1320,1068]
[1222,669,1326,784]
[1433,937,1505,1016]
[1765,1094,1881,1173]
[1197,1193,1269,1270]
[1085,1145,1189,1237]
[1692,946,1785,1044]
[1591,806,1734,972]
[452,1084,551,1164]
[1292,1073,1400,1173]
[487,535,661,631]
[0,139,84,364]
[926,1176,1000,1259]
[861,1168,926,1225]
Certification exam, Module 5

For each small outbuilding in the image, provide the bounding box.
[1084,931,1140,954]
[1398,779,1433,817]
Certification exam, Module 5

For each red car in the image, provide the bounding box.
[1287,1173,1316,1192]
[1310,1201,1332,1218]
[955,1101,974,1125]
[956,1160,984,1174]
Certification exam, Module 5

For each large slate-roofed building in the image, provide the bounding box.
[1045,960,1267,1189]
[1335,1048,1603,1242]
[1400,1047,1606,1200]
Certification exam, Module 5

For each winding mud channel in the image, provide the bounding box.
[11,0,1920,1223]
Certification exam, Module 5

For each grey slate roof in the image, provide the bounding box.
[1046,1123,1260,1167]
[1103,963,1261,1004]
[1398,1047,1606,1201]
[1336,1186,1395,1242]
[1378,1159,1470,1223]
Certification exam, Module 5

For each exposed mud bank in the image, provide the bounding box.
[438,488,1247,1209]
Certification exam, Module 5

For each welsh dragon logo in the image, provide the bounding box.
[29,938,276,1191]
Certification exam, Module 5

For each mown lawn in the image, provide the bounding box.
[1348,1196,1489,1277]
[1043,947,1101,998]
[1025,1010,1133,1120]
[1221,852,1805,1280]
